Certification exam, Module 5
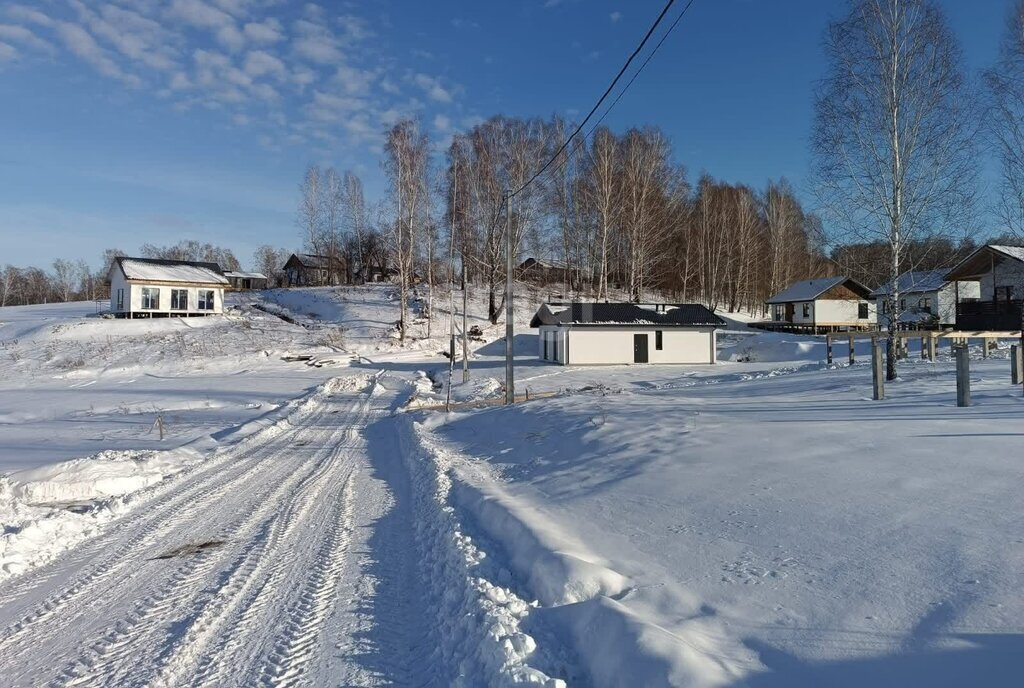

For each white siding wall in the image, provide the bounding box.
[560,326,715,365]
[814,299,875,324]
[980,260,1024,300]
[127,283,224,315]
[109,270,129,313]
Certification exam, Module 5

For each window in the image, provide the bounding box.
[881,300,888,314]
[919,297,932,314]
[802,302,810,318]
[141,287,160,310]
[116,288,124,310]
[996,285,1014,302]
[899,298,906,310]
[543,334,548,360]
[774,305,783,321]
[858,302,869,319]
[655,330,663,350]
[171,289,188,310]
[198,290,215,310]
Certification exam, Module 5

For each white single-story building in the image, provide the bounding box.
[108,257,229,318]
[224,271,269,290]
[530,302,726,365]
[765,276,876,333]
[870,270,979,329]
[943,244,1024,330]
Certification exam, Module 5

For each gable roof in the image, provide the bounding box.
[286,253,344,269]
[114,257,228,285]
[530,302,725,328]
[944,244,1024,281]
[224,271,267,279]
[766,276,871,304]
[870,270,949,297]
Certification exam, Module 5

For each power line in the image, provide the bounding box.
[511,0,696,197]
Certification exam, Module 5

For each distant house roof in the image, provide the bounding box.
[286,254,344,269]
[530,302,726,328]
[114,257,228,285]
[870,270,948,297]
[224,271,267,280]
[520,257,568,270]
[944,244,1024,281]
[766,276,871,304]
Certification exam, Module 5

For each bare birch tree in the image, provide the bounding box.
[813,0,978,379]
[986,0,1024,239]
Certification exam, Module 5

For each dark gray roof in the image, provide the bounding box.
[530,302,725,328]
[766,276,872,304]
[870,270,948,297]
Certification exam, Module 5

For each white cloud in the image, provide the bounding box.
[168,0,235,30]
[0,41,17,62]
[433,113,451,132]
[216,24,246,52]
[610,11,622,23]
[412,73,451,103]
[56,22,142,87]
[244,49,286,80]
[292,18,341,64]
[243,18,283,44]
[333,64,374,95]
[0,23,56,56]
[5,5,53,28]
[232,112,250,126]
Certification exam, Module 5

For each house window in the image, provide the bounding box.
[996,286,1014,302]
[899,298,906,310]
[858,302,869,319]
[655,330,663,350]
[802,303,810,318]
[553,337,558,362]
[881,300,888,314]
[171,289,188,310]
[116,288,124,310]
[198,290,215,310]
[774,305,783,321]
[919,297,932,314]
[141,287,160,310]
[543,334,548,360]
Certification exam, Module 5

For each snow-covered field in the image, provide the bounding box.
[1,287,1021,686]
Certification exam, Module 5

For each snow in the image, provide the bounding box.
[1,285,1021,686]
[765,276,848,303]
[117,258,229,284]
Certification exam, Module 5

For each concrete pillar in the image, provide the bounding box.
[826,334,833,365]
[849,334,856,365]
[956,345,971,407]
[1012,344,1022,386]
[872,337,884,401]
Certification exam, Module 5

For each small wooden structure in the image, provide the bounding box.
[826,329,1024,364]
[224,271,268,290]
[761,276,876,334]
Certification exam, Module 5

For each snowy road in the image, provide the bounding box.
[0,376,428,687]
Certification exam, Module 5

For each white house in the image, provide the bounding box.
[765,276,876,333]
[108,257,229,318]
[943,244,1024,330]
[530,302,725,365]
[870,270,979,329]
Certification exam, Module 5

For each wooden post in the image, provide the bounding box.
[848,334,855,365]
[826,334,833,365]
[955,345,970,407]
[872,337,884,400]
[982,338,989,358]
[928,335,937,362]
[920,336,927,359]
[1012,345,1022,386]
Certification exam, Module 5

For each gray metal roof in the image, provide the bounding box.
[870,270,948,297]
[530,303,725,328]
[766,276,850,304]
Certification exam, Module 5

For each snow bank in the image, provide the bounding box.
[5,449,180,504]
[542,597,734,688]
[389,389,565,686]
[409,418,743,687]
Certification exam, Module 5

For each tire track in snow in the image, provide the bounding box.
[0,386,372,686]
[257,470,356,687]
[50,418,359,688]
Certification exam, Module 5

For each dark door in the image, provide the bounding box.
[785,303,795,323]
[633,333,649,363]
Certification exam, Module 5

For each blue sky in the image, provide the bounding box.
[0,0,1011,269]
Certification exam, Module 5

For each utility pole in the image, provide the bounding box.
[505,190,515,405]
[462,255,469,383]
